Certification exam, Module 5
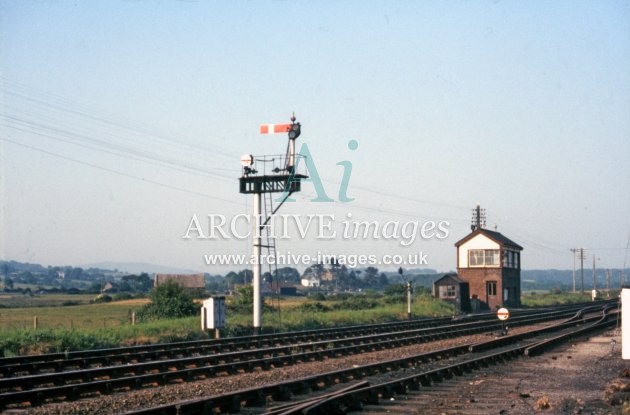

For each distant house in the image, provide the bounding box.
[454,227,523,310]
[320,270,335,282]
[102,282,116,293]
[301,275,320,287]
[154,273,205,290]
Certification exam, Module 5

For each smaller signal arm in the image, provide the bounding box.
[259,114,301,171]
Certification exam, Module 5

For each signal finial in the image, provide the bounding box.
[291,112,296,123]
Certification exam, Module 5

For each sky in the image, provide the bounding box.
[1,0,629,274]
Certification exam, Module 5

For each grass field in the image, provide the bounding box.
[0,290,604,357]
[0,293,456,356]
[521,291,607,307]
[0,293,95,308]
[0,298,149,331]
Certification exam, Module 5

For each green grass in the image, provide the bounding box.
[0,317,206,356]
[0,293,95,308]
[520,291,611,307]
[4,290,615,357]
[0,293,457,356]
[0,299,147,331]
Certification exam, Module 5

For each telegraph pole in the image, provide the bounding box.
[570,248,577,293]
[592,254,597,291]
[578,248,586,294]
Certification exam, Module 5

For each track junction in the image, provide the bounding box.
[0,301,621,414]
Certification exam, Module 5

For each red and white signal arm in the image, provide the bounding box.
[497,307,510,321]
[260,123,292,134]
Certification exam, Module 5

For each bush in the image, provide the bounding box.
[92,294,112,303]
[62,301,81,306]
[297,302,331,313]
[113,293,134,301]
[136,281,199,322]
[311,292,326,301]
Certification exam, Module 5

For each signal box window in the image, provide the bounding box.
[446,285,456,298]
[469,249,500,267]
[439,285,457,299]
[486,281,497,296]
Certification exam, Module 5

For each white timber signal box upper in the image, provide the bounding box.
[455,228,523,310]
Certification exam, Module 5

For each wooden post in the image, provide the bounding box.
[33,316,38,330]
[214,328,220,339]
[131,311,136,326]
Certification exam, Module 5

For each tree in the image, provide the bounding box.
[224,271,240,286]
[346,270,363,290]
[363,267,380,288]
[230,284,254,313]
[378,272,389,288]
[238,269,253,284]
[235,285,254,307]
[274,267,301,284]
[137,281,198,321]
[384,283,406,296]
[3,276,13,290]
[121,273,153,292]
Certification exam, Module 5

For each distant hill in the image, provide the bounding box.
[83,262,202,275]
[521,269,630,291]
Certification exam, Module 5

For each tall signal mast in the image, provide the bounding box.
[239,114,308,335]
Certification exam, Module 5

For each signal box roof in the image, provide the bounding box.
[454,228,523,250]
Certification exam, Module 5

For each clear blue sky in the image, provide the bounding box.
[1,1,629,273]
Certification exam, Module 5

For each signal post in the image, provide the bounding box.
[238,115,308,334]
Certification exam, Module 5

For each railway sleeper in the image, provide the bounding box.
[271,385,293,401]
[403,377,421,392]
[417,374,432,387]
[173,399,216,415]
[220,395,242,413]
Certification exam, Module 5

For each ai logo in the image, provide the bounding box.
[280,139,358,203]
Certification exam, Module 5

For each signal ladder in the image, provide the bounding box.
[259,165,299,332]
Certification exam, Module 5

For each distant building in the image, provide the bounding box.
[454,228,523,310]
[320,270,335,281]
[301,275,320,287]
[154,273,205,290]
[266,280,299,296]
[102,282,116,293]
[433,273,471,313]
[279,286,298,296]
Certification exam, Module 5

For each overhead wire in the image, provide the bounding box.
[0,116,238,182]
[2,76,620,265]
[0,136,243,206]
[0,76,237,162]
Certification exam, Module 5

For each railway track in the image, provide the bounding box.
[0,301,617,412]
[0,301,604,379]
[0,301,596,376]
[121,305,618,415]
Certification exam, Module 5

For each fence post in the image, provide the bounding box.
[33,316,38,330]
